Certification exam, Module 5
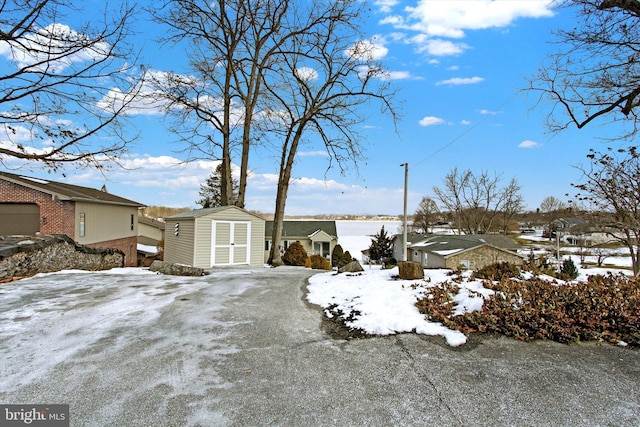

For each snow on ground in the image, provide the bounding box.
[308,221,636,347]
[336,220,402,261]
[0,268,251,393]
[307,266,474,346]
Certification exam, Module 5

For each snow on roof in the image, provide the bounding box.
[432,249,464,256]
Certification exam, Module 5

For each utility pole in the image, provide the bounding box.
[400,163,408,261]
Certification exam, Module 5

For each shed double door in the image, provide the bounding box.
[211,220,251,265]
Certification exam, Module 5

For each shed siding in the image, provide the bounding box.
[163,207,264,268]
[164,219,195,265]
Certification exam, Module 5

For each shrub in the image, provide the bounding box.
[308,254,332,270]
[472,262,521,280]
[559,258,579,280]
[331,245,344,266]
[331,245,354,268]
[382,257,397,269]
[415,273,640,347]
[341,251,354,266]
[282,242,307,266]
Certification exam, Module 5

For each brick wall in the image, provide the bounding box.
[1,180,138,267]
[85,235,138,267]
[0,180,75,238]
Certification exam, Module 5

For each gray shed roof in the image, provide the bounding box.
[0,171,144,207]
[265,220,337,238]
[165,205,265,220]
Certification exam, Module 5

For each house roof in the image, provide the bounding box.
[165,205,265,220]
[393,232,437,245]
[553,218,587,228]
[0,171,144,207]
[138,216,166,230]
[265,220,337,239]
[410,234,521,254]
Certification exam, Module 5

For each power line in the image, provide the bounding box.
[409,92,519,171]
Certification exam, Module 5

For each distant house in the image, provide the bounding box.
[0,171,144,266]
[552,218,587,231]
[137,216,166,265]
[395,234,523,270]
[164,206,265,268]
[264,220,338,263]
[392,233,435,261]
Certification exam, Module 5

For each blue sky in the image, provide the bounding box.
[0,1,625,216]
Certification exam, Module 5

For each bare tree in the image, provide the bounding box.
[572,146,640,276]
[149,0,303,208]
[530,0,640,139]
[412,196,439,234]
[0,0,142,170]
[499,178,525,234]
[539,195,568,238]
[433,168,523,235]
[540,196,566,214]
[265,0,398,266]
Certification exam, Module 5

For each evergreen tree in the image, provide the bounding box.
[198,163,239,208]
[368,226,393,263]
[561,258,579,280]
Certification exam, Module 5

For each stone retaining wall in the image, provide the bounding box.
[0,235,124,281]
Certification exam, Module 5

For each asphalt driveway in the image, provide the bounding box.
[0,267,638,426]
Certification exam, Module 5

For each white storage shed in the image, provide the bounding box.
[164,206,265,268]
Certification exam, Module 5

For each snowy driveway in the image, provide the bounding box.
[1,267,639,426]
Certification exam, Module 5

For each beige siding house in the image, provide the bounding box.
[0,171,143,266]
[401,234,524,270]
[164,206,265,268]
[264,220,338,263]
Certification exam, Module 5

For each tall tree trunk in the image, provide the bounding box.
[268,131,302,266]
[268,175,290,266]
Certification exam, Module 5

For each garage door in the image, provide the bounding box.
[211,220,251,265]
[0,203,40,235]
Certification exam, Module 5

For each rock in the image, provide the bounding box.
[397,261,424,280]
[0,234,124,281]
[149,260,205,276]
[339,260,364,273]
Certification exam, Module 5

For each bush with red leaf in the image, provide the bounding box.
[416,273,640,346]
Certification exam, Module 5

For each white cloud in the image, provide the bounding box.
[415,38,468,56]
[519,140,541,148]
[294,67,319,81]
[299,151,329,157]
[346,39,389,61]
[0,24,111,73]
[379,1,554,58]
[374,0,399,13]
[403,1,555,38]
[379,70,414,80]
[419,116,446,127]
[460,120,471,125]
[478,109,499,115]
[436,76,484,86]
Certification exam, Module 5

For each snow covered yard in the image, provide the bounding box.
[307,263,638,348]
[307,266,491,347]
